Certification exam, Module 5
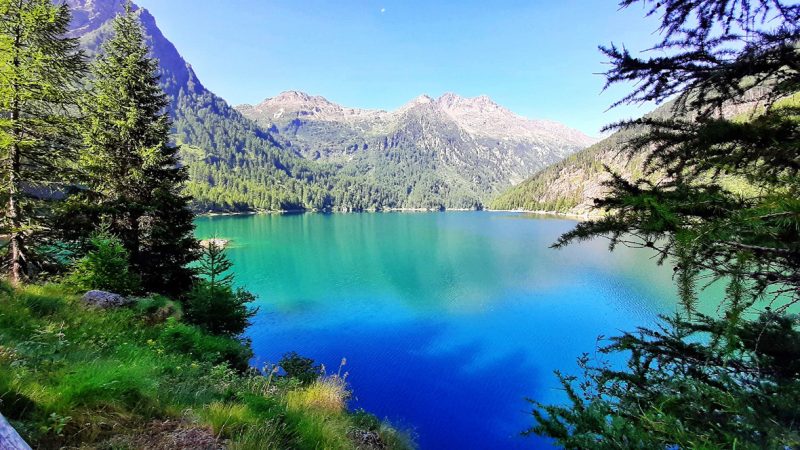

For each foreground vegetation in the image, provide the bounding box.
[531,0,800,448]
[0,282,412,449]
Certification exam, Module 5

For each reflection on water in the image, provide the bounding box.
[195,212,685,449]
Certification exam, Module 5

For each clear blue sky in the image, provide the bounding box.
[135,0,663,136]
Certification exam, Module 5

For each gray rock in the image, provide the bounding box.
[82,290,131,309]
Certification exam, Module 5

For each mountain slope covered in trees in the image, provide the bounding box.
[490,90,778,215]
[64,0,595,212]
[489,120,656,214]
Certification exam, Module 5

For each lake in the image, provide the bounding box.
[194,212,686,449]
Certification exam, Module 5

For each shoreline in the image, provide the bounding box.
[196,207,600,219]
[484,208,600,220]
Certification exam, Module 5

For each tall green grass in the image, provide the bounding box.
[0,282,413,449]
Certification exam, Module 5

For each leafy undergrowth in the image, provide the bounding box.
[0,283,413,449]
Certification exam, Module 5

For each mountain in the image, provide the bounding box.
[238,91,596,209]
[239,92,595,189]
[489,89,778,215]
[64,0,362,212]
[64,0,595,212]
[489,124,649,215]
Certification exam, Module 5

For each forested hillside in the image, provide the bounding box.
[490,89,786,215]
[489,127,647,214]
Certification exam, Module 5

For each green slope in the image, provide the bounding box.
[0,283,412,449]
[490,92,798,214]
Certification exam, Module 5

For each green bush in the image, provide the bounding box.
[134,294,183,323]
[278,352,321,385]
[184,282,257,336]
[67,229,140,295]
[158,318,252,371]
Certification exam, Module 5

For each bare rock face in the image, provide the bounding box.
[63,0,128,37]
[82,290,131,309]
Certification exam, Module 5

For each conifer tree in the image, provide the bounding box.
[531,0,800,447]
[184,241,257,337]
[555,0,800,314]
[0,0,85,283]
[80,3,197,295]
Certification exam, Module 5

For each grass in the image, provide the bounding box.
[0,282,414,449]
[286,376,349,414]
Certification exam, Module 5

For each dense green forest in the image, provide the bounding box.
[173,90,485,212]
[529,0,800,448]
[0,2,411,448]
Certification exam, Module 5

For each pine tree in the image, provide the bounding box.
[184,241,257,337]
[554,0,800,314]
[532,0,800,446]
[80,2,197,295]
[0,0,86,283]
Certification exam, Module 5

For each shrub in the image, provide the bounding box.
[285,377,349,415]
[158,318,252,371]
[278,352,321,385]
[67,229,140,295]
[184,282,257,336]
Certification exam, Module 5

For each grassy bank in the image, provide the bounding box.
[0,283,412,449]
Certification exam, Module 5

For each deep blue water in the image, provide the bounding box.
[195,212,685,449]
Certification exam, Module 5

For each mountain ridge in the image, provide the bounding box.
[489,88,782,215]
[238,91,597,189]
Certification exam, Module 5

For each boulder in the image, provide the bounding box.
[82,290,131,309]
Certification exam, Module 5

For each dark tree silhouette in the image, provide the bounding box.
[531,1,800,448]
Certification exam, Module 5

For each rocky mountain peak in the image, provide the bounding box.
[64,0,128,37]
[267,91,336,108]
[408,94,435,105]
[435,92,505,115]
[396,94,438,116]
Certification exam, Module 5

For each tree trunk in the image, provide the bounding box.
[8,15,25,285]
[8,142,24,285]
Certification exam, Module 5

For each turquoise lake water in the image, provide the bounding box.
[194,212,687,449]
